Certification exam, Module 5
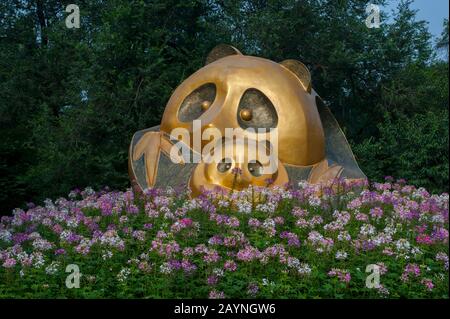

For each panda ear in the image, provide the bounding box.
[205,44,242,65]
[280,59,312,93]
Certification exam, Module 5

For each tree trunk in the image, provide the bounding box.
[35,0,48,46]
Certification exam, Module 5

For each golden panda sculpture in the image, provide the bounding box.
[129,44,366,196]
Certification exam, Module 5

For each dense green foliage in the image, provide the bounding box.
[0,0,448,214]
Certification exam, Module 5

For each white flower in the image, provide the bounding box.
[256,202,276,214]
[237,200,252,214]
[287,257,300,269]
[431,214,445,224]
[182,199,201,211]
[335,250,348,260]
[359,224,376,237]
[163,212,175,220]
[298,180,308,189]
[44,199,55,210]
[166,187,175,196]
[262,278,275,286]
[45,261,60,275]
[411,247,422,257]
[82,187,95,197]
[117,268,131,282]
[377,284,390,297]
[68,190,78,199]
[66,217,79,228]
[213,268,224,277]
[60,230,72,242]
[297,263,312,275]
[32,252,45,269]
[32,238,53,251]
[418,214,430,222]
[371,233,392,246]
[217,200,230,208]
[119,216,128,224]
[160,262,172,274]
[395,239,410,252]
[383,224,397,236]
[101,250,113,260]
[99,230,124,249]
[263,218,275,229]
[140,253,149,260]
[0,229,12,243]
[308,196,321,207]
[337,231,351,241]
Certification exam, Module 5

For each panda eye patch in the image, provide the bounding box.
[178,83,216,122]
[237,89,278,129]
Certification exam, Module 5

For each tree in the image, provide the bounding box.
[0,0,448,214]
[436,19,449,61]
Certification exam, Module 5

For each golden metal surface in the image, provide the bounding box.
[240,108,252,121]
[128,44,366,197]
[280,59,312,93]
[205,44,242,65]
[160,53,326,167]
[201,100,211,111]
[189,139,289,197]
[309,159,344,184]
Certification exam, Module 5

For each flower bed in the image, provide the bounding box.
[0,179,448,298]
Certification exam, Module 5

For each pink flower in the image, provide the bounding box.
[208,235,223,245]
[382,247,394,256]
[401,263,421,282]
[236,246,260,262]
[126,204,139,215]
[247,282,259,297]
[99,199,113,216]
[432,227,448,243]
[280,231,300,247]
[2,258,16,268]
[138,261,151,273]
[248,218,261,229]
[415,224,427,234]
[55,248,66,255]
[182,247,194,257]
[421,279,434,291]
[436,252,449,270]
[355,213,369,222]
[328,268,351,283]
[180,218,193,227]
[291,207,308,218]
[274,216,284,225]
[416,234,434,245]
[203,249,220,263]
[369,207,383,219]
[52,224,63,234]
[223,260,237,272]
[207,275,218,286]
[181,260,197,274]
[209,290,225,299]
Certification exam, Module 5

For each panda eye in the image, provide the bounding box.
[248,160,263,177]
[217,158,232,173]
[237,89,278,129]
[178,83,216,122]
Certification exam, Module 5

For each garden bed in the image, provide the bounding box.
[0,179,448,298]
